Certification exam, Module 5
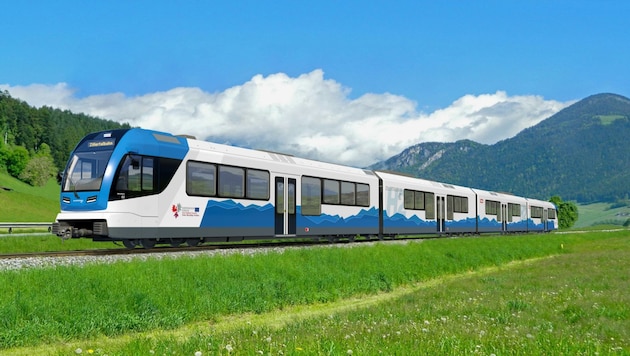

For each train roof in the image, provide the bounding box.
[182,130,376,178]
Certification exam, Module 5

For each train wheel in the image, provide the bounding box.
[140,239,156,249]
[122,240,138,249]
[186,238,200,247]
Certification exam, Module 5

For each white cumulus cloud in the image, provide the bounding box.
[1,70,570,167]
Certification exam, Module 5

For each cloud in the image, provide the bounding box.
[1,70,570,167]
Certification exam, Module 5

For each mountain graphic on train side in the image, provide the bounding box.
[200,200,274,228]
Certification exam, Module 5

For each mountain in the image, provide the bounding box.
[370,93,630,203]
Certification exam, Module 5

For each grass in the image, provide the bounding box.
[0,234,120,253]
[596,114,626,125]
[2,230,629,355]
[575,202,630,228]
[0,173,59,222]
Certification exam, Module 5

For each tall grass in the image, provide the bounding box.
[0,233,573,349]
[101,231,629,356]
[2,231,628,355]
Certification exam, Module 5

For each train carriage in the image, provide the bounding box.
[526,198,557,232]
[375,171,478,235]
[472,189,530,233]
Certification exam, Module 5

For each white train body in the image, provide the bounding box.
[53,128,556,246]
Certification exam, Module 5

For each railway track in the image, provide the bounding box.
[0,238,346,260]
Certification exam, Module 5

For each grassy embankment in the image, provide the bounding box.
[1,230,628,355]
[0,173,59,223]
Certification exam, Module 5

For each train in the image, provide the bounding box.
[52,128,557,248]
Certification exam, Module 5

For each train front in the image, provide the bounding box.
[52,129,132,239]
[53,128,189,242]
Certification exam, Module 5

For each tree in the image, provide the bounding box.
[550,196,579,229]
[6,145,29,177]
[19,155,57,186]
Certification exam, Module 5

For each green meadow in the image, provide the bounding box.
[1,230,628,355]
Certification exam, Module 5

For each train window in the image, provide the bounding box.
[323,179,340,204]
[276,180,284,214]
[288,182,296,214]
[186,161,216,197]
[414,191,425,210]
[508,203,521,218]
[425,192,435,219]
[142,157,154,191]
[404,190,414,209]
[246,169,270,200]
[110,155,181,200]
[301,177,321,216]
[548,208,556,219]
[448,195,468,214]
[485,200,499,215]
[356,183,370,206]
[531,206,543,218]
[405,190,433,212]
[125,156,142,192]
[218,166,245,198]
[341,181,356,205]
[447,195,454,220]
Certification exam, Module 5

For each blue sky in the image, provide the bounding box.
[1,1,628,166]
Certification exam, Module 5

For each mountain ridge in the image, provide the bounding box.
[370,93,630,203]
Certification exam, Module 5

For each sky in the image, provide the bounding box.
[1,1,628,167]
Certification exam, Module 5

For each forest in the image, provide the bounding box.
[0,91,129,186]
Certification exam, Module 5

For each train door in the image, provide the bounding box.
[501,203,508,232]
[543,208,549,232]
[436,195,446,233]
[274,176,296,236]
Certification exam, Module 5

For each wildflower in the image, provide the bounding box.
[75,348,82,354]
[347,350,353,355]
[265,336,272,343]
[296,347,304,351]
[195,352,202,356]
[225,344,233,353]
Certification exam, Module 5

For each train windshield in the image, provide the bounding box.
[62,150,113,192]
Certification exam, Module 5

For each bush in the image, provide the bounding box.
[19,155,57,186]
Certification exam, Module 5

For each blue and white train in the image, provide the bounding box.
[52,128,557,248]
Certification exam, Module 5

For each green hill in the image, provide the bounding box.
[371,93,630,203]
[0,172,59,222]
